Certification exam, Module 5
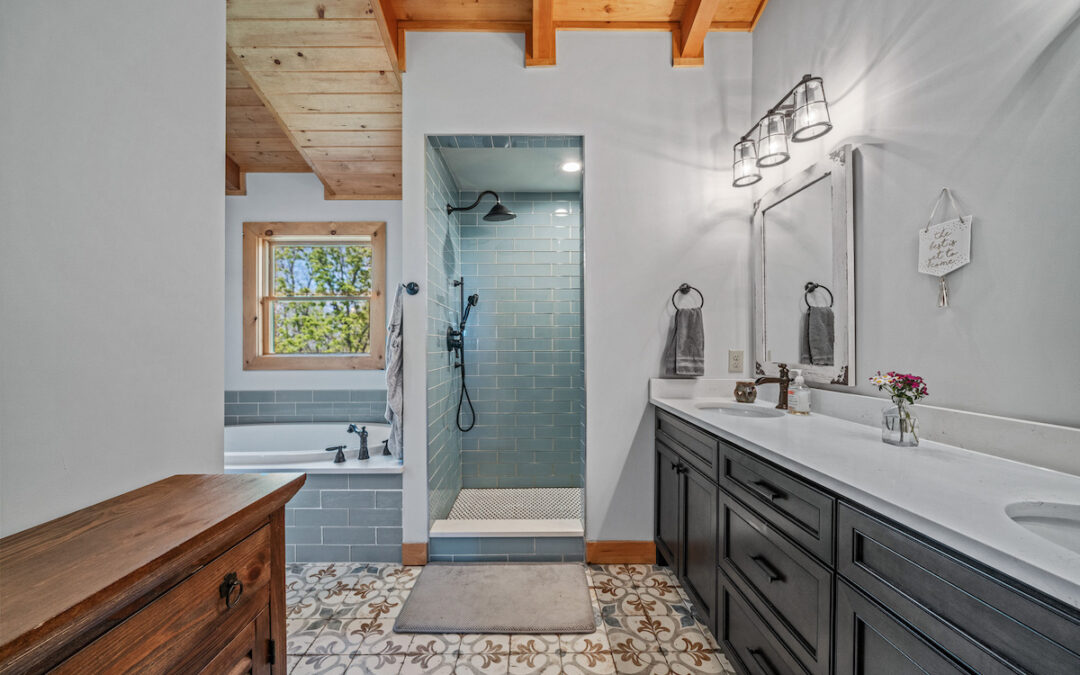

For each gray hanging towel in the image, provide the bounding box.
[663,308,705,377]
[807,306,835,366]
[384,285,404,459]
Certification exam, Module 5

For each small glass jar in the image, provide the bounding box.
[734,381,757,403]
[882,399,919,447]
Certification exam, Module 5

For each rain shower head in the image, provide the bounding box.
[483,201,516,222]
[447,190,517,222]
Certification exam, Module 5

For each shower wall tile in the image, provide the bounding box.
[425,139,463,524]
[458,191,584,488]
[224,390,387,426]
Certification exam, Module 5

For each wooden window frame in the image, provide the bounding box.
[242,221,386,371]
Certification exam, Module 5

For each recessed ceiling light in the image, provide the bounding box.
[560,161,582,173]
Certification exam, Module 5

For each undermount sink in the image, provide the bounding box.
[1005,501,1080,554]
[693,401,786,418]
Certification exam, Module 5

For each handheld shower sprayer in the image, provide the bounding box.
[447,279,479,431]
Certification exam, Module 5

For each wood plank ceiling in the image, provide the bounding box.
[224,0,769,198]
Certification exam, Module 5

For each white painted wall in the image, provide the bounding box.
[751,0,1080,428]
[225,173,402,390]
[401,32,754,543]
[0,0,225,535]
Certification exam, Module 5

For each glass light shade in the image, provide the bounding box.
[732,140,762,187]
[791,77,833,142]
[756,113,790,167]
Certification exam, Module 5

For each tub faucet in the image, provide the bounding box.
[755,363,791,410]
[347,424,370,460]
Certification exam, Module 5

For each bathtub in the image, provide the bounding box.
[224,423,401,474]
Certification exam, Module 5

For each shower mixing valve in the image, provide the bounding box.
[446,326,464,352]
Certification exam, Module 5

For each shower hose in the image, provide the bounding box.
[455,345,476,432]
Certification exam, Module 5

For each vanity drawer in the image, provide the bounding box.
[720,494,831,675]
[54,525,272,674]
[719,444,834,564]
[717,574,809,675]
[656,410,720,480]
[838,503,1080,674]
[835,579,965,675]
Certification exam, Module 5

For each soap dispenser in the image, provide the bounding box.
[788,369,811,415]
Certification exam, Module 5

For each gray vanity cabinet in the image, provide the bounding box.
[654,411,719,632]
[653,408,1080,675]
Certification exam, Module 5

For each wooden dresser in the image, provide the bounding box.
[0,473,305,674]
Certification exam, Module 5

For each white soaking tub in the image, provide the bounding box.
[224,423,401,474]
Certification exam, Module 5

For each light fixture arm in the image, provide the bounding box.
[740,73,817,142]
[447,190,502,215]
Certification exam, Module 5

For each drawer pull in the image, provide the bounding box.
[219,572,243,609]
[750,555,784,583]
[750,480,786,501]
[748,648,779,675]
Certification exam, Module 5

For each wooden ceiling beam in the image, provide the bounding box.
[526,0,556,67]
[370,0,404,73]
[226,155,244,195]
[675,0,723,66]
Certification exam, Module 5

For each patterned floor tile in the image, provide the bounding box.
[560,626,610,655]
[289,652,352,674]
[288,618,327,654]
[351,653,406,674]
[458,634,511,655]
[508,652,561,674]
[403,633,461,656]
[664,650,735,674]
[448,488,583,520]
[647,615,712,654]
[563,651,618,675]
[285,562,731,675]
[455,652,510,674]
[610,650,668,675]
[399,652,456,674]
[509,634,560,655]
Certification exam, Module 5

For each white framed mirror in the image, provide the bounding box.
[753,145,854,385]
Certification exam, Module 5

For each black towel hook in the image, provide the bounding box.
[804,281,834,309]
[672,283,704,310]
[402,282,420,295]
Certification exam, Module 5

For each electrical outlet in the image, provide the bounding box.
[728,349,744,373]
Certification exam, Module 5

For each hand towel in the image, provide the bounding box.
[384,285,405,459]
[663,308,705,377]
[807,306,835,366]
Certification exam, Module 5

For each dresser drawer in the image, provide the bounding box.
[717,575,809,675]
[656,409,720,480]
[838,503,1080,674]
[719,444,834,564]
[720,494,831,675]
[54,525,272,673]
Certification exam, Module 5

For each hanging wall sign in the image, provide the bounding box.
[917,189,972,308]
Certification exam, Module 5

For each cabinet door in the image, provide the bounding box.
[681,464,717,632]
[198,607,271,674]
[835,580,964,675]
[655,440,683,570]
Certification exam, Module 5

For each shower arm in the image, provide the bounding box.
[447,190,502,215]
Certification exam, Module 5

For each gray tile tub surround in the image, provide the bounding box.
[284,473,403,563]
[428,536,585,562]
[224,389,387,426]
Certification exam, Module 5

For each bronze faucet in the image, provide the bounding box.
[755,363,791,410]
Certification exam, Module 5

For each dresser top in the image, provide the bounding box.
[0,473,305,668]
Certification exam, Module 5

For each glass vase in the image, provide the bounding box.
[882,400,919,447]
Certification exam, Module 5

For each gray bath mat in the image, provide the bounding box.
[394,563,594,634]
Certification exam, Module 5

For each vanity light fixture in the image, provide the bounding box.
[560,160,582,173]
[732,74,833,187]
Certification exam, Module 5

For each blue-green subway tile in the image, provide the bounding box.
[237,391,275,403]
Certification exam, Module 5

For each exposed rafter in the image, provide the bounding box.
[226,0,403,200]
[526,0,556,67]
[674,0,724,67]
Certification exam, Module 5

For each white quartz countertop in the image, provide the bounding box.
[649,389,1080,611]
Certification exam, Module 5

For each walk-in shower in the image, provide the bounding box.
[424,135,585,559]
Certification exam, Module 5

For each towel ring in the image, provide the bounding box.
[804,282,834,309]
[672,283,704,310]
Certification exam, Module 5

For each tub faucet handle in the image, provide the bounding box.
[325,445,347,463]
[382,439,391,456]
